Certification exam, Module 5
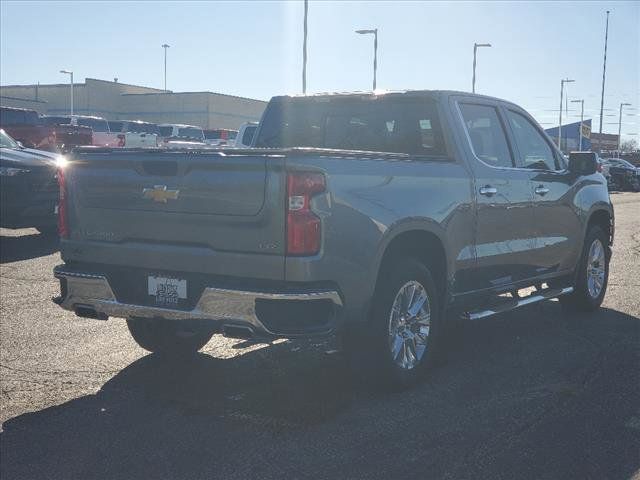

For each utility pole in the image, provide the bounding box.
[558,78,574,150]
[599,11,610,134]
[302,0,308,94]
[571,99,585,151]
[618,102,631,154]
[472,43,491,93]
[162,44,170,92]
[59,70,74,116]
[355,28,378,90]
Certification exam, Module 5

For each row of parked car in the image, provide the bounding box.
[598,155,640,192]
[0,106,259,152]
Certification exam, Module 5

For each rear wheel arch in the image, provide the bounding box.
[374,229,448,301]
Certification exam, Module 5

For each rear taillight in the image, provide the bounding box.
[57,168,69,238]
[286,172,326,256]
[117,134,125,147]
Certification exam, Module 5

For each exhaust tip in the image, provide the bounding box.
[74,305,108,321]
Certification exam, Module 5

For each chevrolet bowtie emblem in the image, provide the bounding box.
[142,185,180,203]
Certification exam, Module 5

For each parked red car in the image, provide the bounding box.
[0,106,92,153]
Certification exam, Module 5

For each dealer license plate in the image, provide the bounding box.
[148,276,187,306]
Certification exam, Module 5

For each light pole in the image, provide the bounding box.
[558,78,575,150]
[618,102,631,154]
[571,99,585,151]
[472,43,491,94]
[302,0,308,94]
[355,28,378,90]
[59,70,73,116]
[599,10,610,134]
[162,44,170,92]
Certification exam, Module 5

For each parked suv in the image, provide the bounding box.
[53,90,613,389]
[158,123,205,143]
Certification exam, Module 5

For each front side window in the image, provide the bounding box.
[159,126,173,137]
[459,103,513,168]
[506,110,557,170]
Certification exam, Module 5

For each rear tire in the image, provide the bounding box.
[126,317,214,356]
[560,226,609,312]
[346,257,443,390]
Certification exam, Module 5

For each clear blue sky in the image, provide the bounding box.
[1,1,638,138]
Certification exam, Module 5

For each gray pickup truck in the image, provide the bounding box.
[53,90,613,388]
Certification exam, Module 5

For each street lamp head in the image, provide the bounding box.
[60,69,72,74]
[356,29,376,34]
[162,44,170,49]
[475,43,492,48]
[571,99,583,103]
[562,78,575,83]
[621,103,632,106]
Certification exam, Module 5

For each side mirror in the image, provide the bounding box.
[16,141,25,149]
[568,151,598,175]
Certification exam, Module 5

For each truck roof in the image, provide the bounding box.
[274,89,517,107]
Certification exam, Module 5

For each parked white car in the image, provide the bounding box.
[234,121,258,148]
[108,120,159,148]
[158,124,205,145]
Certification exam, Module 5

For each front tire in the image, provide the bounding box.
[126,317,214,356]
[561,226,610,312]
[348,257,443,390]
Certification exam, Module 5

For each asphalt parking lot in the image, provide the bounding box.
[1,193,638,480]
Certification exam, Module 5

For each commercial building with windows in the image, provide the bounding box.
[0,78,267,130]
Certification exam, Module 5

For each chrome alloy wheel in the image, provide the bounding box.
[587,238,606,299]
[388,280,431,370]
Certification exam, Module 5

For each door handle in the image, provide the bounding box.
[479,185,498,197]
[535,185,550,196]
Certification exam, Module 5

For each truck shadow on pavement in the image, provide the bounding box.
[0,232,58,263]
[1,305,639,480]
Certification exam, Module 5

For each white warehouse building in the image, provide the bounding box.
[0,77,267,130]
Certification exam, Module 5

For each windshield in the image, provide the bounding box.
[0,129,19,148]
[255,96,446,156]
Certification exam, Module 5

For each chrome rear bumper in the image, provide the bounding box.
[53,267,342,339]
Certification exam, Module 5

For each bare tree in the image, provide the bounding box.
[620,138,638,152]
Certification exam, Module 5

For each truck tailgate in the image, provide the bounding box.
[64,149,286,280]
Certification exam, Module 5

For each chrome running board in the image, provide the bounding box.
[463,287,574,321]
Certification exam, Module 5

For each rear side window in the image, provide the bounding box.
[1,109,24,124]
[42,116,70,126]
[255,97,446,156]
[177,127,203,141]
[459,103,513,168]
[0,109,40,125]
[108,121,123,133]
[204,130,221,140]
[159,126,173,137]
[506,110,557,170]
[242,125,257,146]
